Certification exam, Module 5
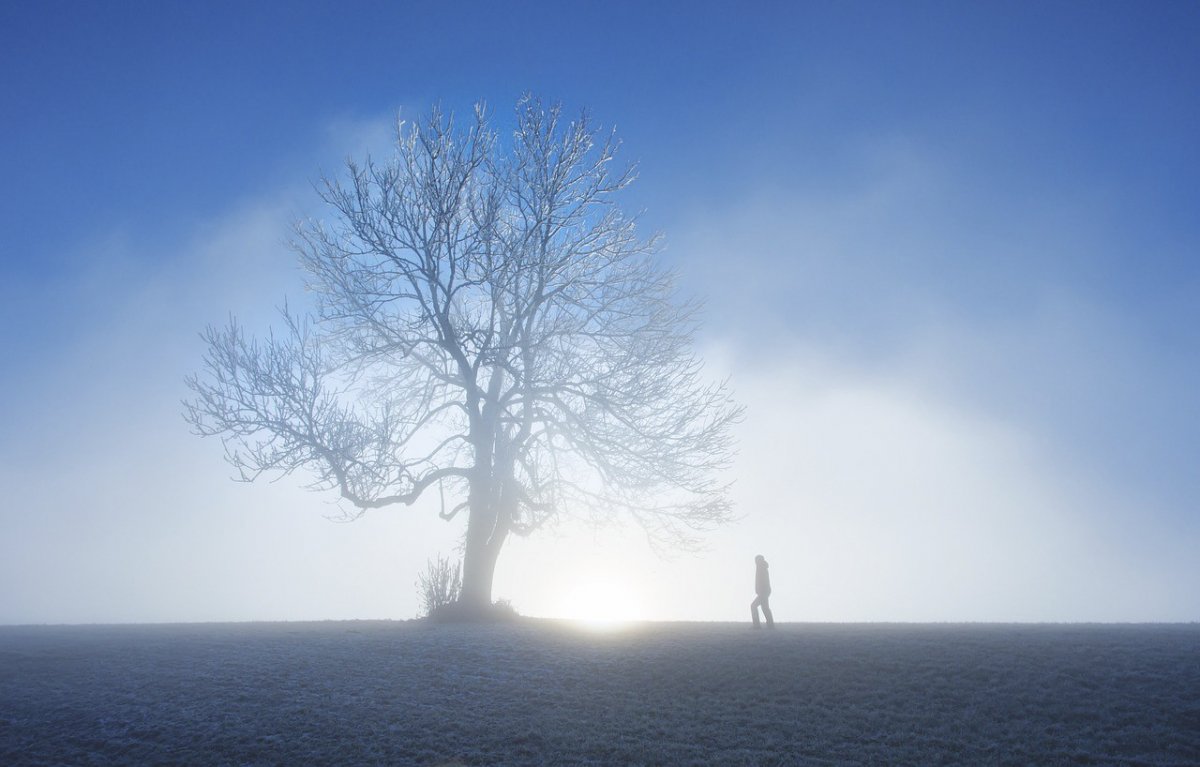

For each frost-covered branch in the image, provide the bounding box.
[185,95,743,605]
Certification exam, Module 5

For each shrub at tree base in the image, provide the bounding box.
[417,555,462,618]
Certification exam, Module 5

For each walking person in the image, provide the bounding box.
[751,554,774,628]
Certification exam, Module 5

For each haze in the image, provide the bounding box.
[2,2,1197,624]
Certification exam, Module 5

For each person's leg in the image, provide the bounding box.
[750,596,762,627]
[762,596,774,627]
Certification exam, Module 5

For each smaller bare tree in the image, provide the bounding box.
[417,555,462,618]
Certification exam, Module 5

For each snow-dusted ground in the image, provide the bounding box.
[1,621,1197,765]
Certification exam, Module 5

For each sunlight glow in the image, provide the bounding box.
[557,572,645,630]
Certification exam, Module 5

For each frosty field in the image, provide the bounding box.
[1,621,1197,765]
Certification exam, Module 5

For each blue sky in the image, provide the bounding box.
[1,2,1197,623]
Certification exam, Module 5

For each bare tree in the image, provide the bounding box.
[185,96,743,611]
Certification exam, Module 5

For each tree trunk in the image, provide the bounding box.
[459,407,513,611]
[459,478,512,611]
[460,533,503,609]
[459,491,509,610]
[460,505,494,609]
[460,550,495,610]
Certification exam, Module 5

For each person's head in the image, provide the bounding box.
[755,554,765,565]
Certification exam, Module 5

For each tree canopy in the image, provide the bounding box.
[185,97,743,609]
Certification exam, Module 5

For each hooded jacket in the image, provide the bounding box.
[755,558,771,597]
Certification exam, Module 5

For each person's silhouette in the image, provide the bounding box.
[751,554,774,628]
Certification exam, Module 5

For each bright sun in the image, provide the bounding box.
[558,573,644,629]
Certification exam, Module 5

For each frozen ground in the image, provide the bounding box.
[1,621,1197,765]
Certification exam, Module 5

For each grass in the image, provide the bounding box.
[1,621,1197,765]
